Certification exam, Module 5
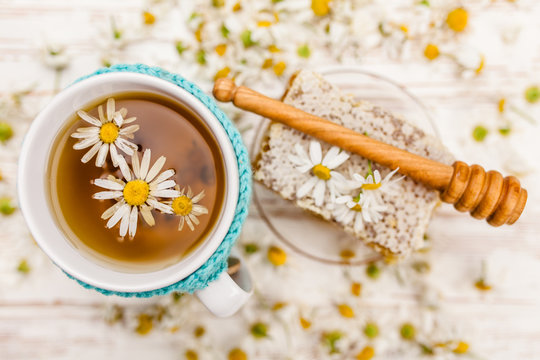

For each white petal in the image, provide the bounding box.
[313,180,326,206]
[154,179,176,191]
[106,204,130,228]
[107,98,115,121]
[149,169,175,186]
[335,195,351,204]
[128,206,138,238]
[74,127,100,133]
[187,186,193,198]
[354,214,364,233]
[151,189,180,198]
[309,141,322,165]
[140,205,155,226]
[191,190,205,203]
[101,200,124,220]
[77,110,101,127]
[374,170,381,183]
[353,173,366,183]
[113,112,124,127]
[93,190,123,200]
[98,105,106,123]
[123,116,137,124]
[131,151,141,179]
[139,149,151,180]
[118,108,128,117]
[294,143,310,162]
[185,216,194,231]
[178,216,185,231]
[145,156,166,182]
[117,155,132,181]
[189,213,200,225]
[81,142,102,163]
[192,204,208,215]
[296,176,317,198]
[321,146,339,167]
[94,178,124,190]
[119,208,130,237]
[109,144,119,167]
[71,131,97,139]
[147,198,173,213]
[325,151,350,169]
[73,136,99,150]
[95,143,109,167]
[297,164,312,173]
[115,137,136,155]
[120,125,139,135]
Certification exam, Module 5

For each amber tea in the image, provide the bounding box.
[47,92,226,272]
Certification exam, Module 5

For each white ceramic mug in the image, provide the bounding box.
[17,72,252,317]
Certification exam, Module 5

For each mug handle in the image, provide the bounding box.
[195,251,253,317]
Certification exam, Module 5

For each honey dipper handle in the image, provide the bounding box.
[213,78,527,226]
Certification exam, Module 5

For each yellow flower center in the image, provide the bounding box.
[351,204,363,212]
[99,122,119,144]
[312,164,331,180]
[424,43,440,60]
[446,8,468,32]
[123,180,149,206]
[362,183,381,191]
[172,195,193,216]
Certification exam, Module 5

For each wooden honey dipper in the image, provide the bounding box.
[213,78,527,226]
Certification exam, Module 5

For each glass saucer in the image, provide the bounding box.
[249,66,438,265]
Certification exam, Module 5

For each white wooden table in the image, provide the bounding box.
[1,1,540,359]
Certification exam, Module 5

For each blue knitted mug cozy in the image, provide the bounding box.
[66,64,252,297]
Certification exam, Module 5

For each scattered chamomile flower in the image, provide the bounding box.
[423,43,439,60]
[351,282,362,296]
[446,8,468,32]
[472,125,488,142]
[474,278,492,291]
[41,43,70,71]
[339,249,355,260]
[525,86,540,104]
[453,341,469,354]
[267,245,287,266]
[299,317,312,329]
[400,323,416,340]
[228,348,247,360]
[71,98,139,167]
[364,322,379,338]
[348,167,402,207]
[0,196,16,215]
[334,192,388,232]
[165,186,208,231]
[185,350,198,360]
[322,331,342,354]
[244,243,259,254]
[356,345,375,360]
[17,259,30,274]
[312,0,331,16]
[337,304,355,318]
[135,313,153,335]
[0,121,13,143]
[142,11,156,25]
[250,322,268,338]
[92,150,179,239]
[288,141,350,206]
[194,325,205,338]
[366,262,381,279]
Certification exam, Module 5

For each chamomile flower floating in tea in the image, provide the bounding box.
[71,98,139,167]
[334,193,389,232]
[92,149,179,239]
[166,186,208,231]
[288,141,349,206]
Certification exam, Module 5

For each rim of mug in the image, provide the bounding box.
[17,72,239,292]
